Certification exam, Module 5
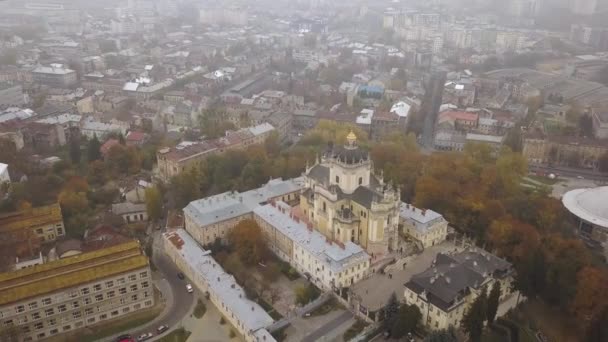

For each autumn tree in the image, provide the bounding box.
[585,306,608,342]
[598,152,608,173]
[105,144,142,175]
[145,186,163,222]
[69,138,81,164]
[486,282,501,324]
[227,219,268,266]
[462,288,487,342]
[423,327,458,342]
[87,135,101,162]
[571,267,608,331]
[383,292,400,331]
[295,284,320,305]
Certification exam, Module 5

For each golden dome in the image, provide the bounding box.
[346,130,357,144]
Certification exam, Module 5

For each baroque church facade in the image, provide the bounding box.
[300,132,401,256]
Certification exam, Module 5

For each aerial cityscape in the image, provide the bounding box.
[0,0,607,341]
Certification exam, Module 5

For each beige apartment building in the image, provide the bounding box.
[523,133,608,168]
[399,203,448,249]
[0,241,153,341]
[0,204,66,244]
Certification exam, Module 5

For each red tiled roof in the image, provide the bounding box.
[100,139,120,156]
[126,131,146,142]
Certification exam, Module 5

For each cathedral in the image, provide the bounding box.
[300,132,401,256]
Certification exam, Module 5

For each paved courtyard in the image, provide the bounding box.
[351,241,460,312]
[183,296,241,342]
[285,308,353,342]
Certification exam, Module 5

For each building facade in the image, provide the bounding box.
[522,133,608,169]
[399,203,448,249]
[0,83,24,108]
[0,241,153,342]
[299,132,400,256]
[31,66,78,88]
[0,204,66,244]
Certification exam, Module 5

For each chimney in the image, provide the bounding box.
[422,209,426,216]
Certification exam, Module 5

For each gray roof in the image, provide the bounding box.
[164,230,274,336]
[399,202,445,233]
[111,202,146,216]
[405,250,512,311]
[184,178,304,228]
[254,202,369,273]
[307,165,329,184]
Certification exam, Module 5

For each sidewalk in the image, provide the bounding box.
[183,297,240,342]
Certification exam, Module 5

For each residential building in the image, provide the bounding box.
[31,65,78,88]
[80,118,129,139]
[292,109,318,131]
[592,110,608,139]
[300,132,401,255]
[403,250,513,331]
[111,203,148,224]
[254,201,370,292]
[184,178,303,246]
[265,111,292,143]
[163,230,275,342]
[0,83,25,108]
[0,162,9,184]
[399,203,448,249]
[20,122,67,151]
[522,133,608,168]
[0,203,66,243]
[0,241,153,342]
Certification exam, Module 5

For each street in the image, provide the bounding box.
[301,311,354,342]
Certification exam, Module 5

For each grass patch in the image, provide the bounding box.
[307,297,342,317]
[73,307,162,342]
[277,259,300,280]
[193,299,207,318]
[343,319,368,341]
[158,327,191,342]
[257,298,283,320]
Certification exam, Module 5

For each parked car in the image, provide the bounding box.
[137,333,153,341]
[186,283,193,293]
[177,272,184,280]
[157,325,169,334]
[406,332,415,342]
[116,335,135,342]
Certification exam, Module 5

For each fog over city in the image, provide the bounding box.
[0,1,607,342]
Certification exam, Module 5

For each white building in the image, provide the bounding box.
[0,162,10,184]
[254,202,370,291]
[80,118,129,139]
[399,203,448,248]
[163,230,275,342]
[111,202,148,224]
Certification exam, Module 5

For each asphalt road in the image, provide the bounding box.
[301,311,353,342]
[101,232,194,341]
[529,164,608,182]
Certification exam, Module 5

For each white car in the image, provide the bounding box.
[137,333,153,341]
[186,284,193,293]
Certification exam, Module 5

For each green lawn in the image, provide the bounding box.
[527,175,561,185]
[307,298,343,317]
[342,319,368,341]
[158,327,191,342]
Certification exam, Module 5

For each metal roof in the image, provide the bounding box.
[562,187,608,229]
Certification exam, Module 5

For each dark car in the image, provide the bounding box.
[177,272,184,280]
[116,335,135,342]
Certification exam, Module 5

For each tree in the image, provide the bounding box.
[486,282,501,324]
[462,288,487,342]
[383,292,400,331]
[598,152,608,173]
[513,248,547,300]
[69,139,81,164]
[423,327,458,342]
[390,304,422,339]
[145,187,163,222]
[571,267,608,330]
[585,305,608,342]
[227,219,268,266]
[579,114,594,137]
[295,284,320,305]
[87,135,101,162]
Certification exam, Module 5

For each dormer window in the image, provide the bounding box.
[335,175,340,184]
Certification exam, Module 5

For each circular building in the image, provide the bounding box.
[562,186,608,244]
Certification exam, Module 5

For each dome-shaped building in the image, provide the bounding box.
[562,186,608,245]
[301,132,400,256]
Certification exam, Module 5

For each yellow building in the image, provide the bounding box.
[299,132,400,256]
[523,133,608,168]
[0,204,66,243]
[0,241,153,342]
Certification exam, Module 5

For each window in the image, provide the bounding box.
[120,298,126,305]
[72,301,80,309]
[3,319,13,326]
[130,284,138,292]
[87,317,95,324]
[107,291,115,298]
[111,310,119,317]
[119,288,127,295]
[28,302,38,310]
[74,321,83,328]
[42,298,51,306]
[84,297,92,305]
[50,328,58,335]
[22,326,30,333]
[335,175,340,183]
[134,304,141,310]
[144,300,152,307]
[117,277,125,284]
[323,202,326,212]
[34,322,44,330]
[35,228,43,235]
[44,308,54,316]
[31,312,40,320]
[122,307,130,313]
[58,305,67,313]
[100,314,108,320]
[144,291,150,298]
[69,291,78,298]
[15,305,24,313]
[139,271,148,278]
[105,280,114,288]
[37,333,46,339]
[81,288,90,295]
[131,294,138,301]
[95,294,103,302]
[84,308,93,316]
[57,228,63,235]
[141,281,149,288]
[128,274,137,281]
[358,177,363,185]
[93,284,102,292]
[63,325,71,331]
[48,318,56,326]
[72,311,81,319]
